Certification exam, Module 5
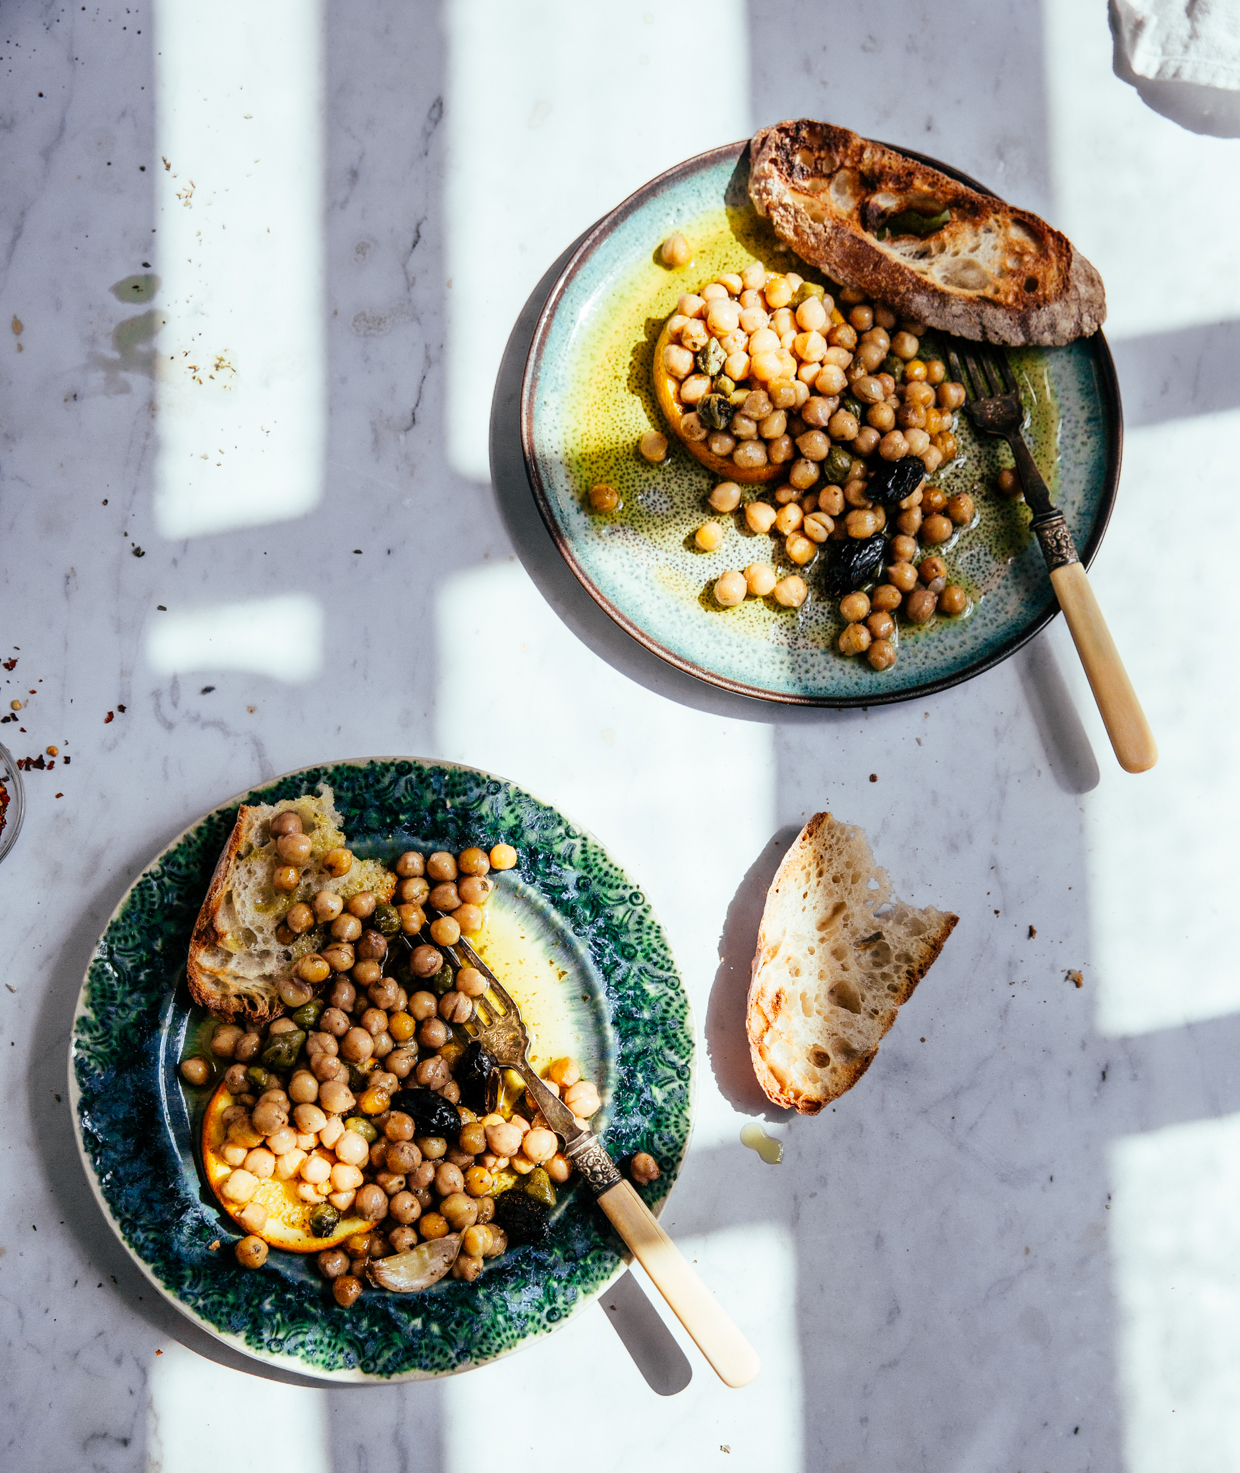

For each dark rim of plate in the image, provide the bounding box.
[519,138,1122,709]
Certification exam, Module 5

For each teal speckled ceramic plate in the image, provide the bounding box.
[521,142,1121,706]
[69,758,693,1382]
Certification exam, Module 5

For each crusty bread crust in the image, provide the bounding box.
[186,805,270,1024]
[746,813,957,1114]
[749,120,1105,346]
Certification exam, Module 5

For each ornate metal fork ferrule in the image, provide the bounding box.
[565,1135,623,1195]
[1030,510,1079,572]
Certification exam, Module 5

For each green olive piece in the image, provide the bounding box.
[793,280,826,305]
[309,1203,341,1239]
[372,902,401,938]
[712,374,735,398]
[523,1166,557,1209]
[290,997,325,1030]
[260,1028,306,1072]
[245,1065,275,1091]
[882,354,905,382]
[695,337,726,377]
[344,1116,378,1143]
[824,446,854,484]
[346,1061,375,1092]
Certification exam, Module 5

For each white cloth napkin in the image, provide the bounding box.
[1112,0,1240,90]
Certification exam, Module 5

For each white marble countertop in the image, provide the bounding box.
[3,3,1239,1470]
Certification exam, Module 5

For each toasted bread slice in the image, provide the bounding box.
[186,785,395,1025]
[746,813,957,1114]
[749,119,1105,346]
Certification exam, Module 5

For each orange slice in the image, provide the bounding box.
[201,1082,369,1252]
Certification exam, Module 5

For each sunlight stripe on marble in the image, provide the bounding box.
[442,0,750,482]
[434,560,775,1153]
[153,0,325,538]
[441,1223,800,1471]
[1110,1112,1240,1473]
[146,593,325,682]
[146,1341,330,1473]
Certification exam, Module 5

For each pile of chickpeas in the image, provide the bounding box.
[182,838,614,1304]
[631,245,986,672]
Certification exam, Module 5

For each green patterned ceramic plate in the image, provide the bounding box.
[69,758,693,1382]
[521,142,1121,706]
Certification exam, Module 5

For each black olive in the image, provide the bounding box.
[389,1088,461,1141]
[697,393,732,431]
[494,1189,552,1246]
[824,535,887,596]
[454,1041,495,1114]
[866,457,926,509]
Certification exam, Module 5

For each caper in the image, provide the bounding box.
[344,1116,378,1143]
[261,1028,306,1071]
[523,1166,557,1209]
[245,1065,274,1091]
[698,393,732,431]
[882,355,905,382]
[346,1060,375,1092]
[695,337,726,377]
[712,374,735,398]
[824,446,854,484]
[431,970,454,997]
[372,902,401,938]
[309,1203,341,1239]
[793,281,825,305]
[843,396,863,421]
[290,997,325,1030]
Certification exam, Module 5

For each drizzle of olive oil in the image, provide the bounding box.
[740,1123,784,1165]
[467,903,582,1075]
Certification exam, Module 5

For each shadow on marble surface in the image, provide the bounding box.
[705,824,803,1120]
[1016,629,1102,794]
[599,1270,694,1396]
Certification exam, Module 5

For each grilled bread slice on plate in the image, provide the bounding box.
[187,785,394,1026]
[749,118,1105,346]
[746,813,957,1114]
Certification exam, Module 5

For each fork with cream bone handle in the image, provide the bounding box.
[947,344,1156,774]
[413,918,761,1388]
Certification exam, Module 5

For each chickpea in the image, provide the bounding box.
[660,232,692,267]
[439,1193,477,1232]
[275,832,312,867]
[695,520,725,552]
[426,915,458,947]
[519,1127,557,1166]
[629,1152,661,1186]
[784,458,818,493]
[639,431,669,464]
[332,1274,363,1307]
[322,943,355,974]
[328,913,360,945]
[866,402,896,434]
[865,584,900,616]
[773,502,803,536]
[939,585,969,615]
[338,1027,372,1065]
[180,1056,210,1087]
[314,1247,348,1281]
[890,330,919,361]
[236,1235,268,1270]
[802,512,834,544]
[431,1161,463,1198]
[921,513,953,544]
[782,532,813,565]
[887,561,919,593]
[866,611,896,641]
[896,504,923,537]
[839,591,871,623]
[990,469,1020,501]
[277,976,314,1009]
[878,430,909,461]
[917,556,947,585]
[416,1212,448,1242]
[838,622,871,656]
[221,1168,260,1204]
[848,303,874,332]
[867,640,898,671]
[211,1024,244,1059]
[713,570,747,608]
[350,1184,386,1222]
[270,811,304,839]
[843,508,877,539]
[321,848,352,878]
[773,575,808,608]
[489,844,518,872]
[413,1056,448,1091]
[252,1098,289,1134]
[739,501,775,538]
[546,1058,580,1089]
[411,945,443,979]
[440,991,474,1026]
[904,588,937,624]
[938,381,967,410]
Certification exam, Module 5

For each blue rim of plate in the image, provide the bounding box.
[69,757,694,1382]
[520,140,1122,708]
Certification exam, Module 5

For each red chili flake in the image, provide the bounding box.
[1,659,16,671]
[117,703,126,713]
[55,792,63,798]
[104,711,114,723]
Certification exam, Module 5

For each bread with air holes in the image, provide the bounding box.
[749,119,1105,346]
[746,812,957,1114]
[186,785,395,1026]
